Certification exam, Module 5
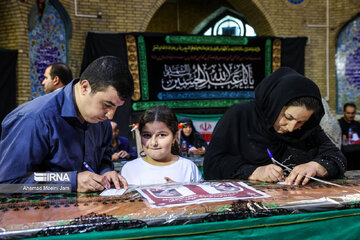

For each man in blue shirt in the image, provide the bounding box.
[42,62,73,94]
[0,56,134,192]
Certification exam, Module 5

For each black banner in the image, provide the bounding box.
[140,36,269,102]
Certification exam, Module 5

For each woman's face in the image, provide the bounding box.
[273,106,314,134]
[182,125,193,137]
[141,121,176,162]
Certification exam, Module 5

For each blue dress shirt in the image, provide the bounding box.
[0,79,114,191]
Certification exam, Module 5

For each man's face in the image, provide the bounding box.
[344,106,356,123]
[78,82,124,123]
[42,66,56,94]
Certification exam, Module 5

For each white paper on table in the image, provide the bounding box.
[100,188,126,196]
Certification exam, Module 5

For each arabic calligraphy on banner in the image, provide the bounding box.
[162,63,254,91]
[138,35,270,104]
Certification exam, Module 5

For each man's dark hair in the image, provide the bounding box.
[344,102,356,111]
[49,62,73,85]
[80,56,134,100]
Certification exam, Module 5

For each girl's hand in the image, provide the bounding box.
[164,177,175,183]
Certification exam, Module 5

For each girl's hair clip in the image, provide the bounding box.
[178,123,184,129]
[130,123,139,132]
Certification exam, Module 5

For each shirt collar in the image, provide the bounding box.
[61,78,80,118]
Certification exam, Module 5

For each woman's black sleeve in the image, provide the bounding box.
[203,104,258,180]
[312,128,347,178]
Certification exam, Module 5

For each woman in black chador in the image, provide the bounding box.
[204,67,346,185]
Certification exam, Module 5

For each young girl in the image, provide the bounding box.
[121,106,203,185]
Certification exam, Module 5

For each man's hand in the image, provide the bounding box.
[102,171,128,190]
[112,151,130,160]
[285,161,328,185]
[248,164,284,182]
[77,171,111,192]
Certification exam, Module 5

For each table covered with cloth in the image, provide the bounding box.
[2,171,360,239]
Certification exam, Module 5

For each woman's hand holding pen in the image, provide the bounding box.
[249,164,284,182]
[77,171,111,192]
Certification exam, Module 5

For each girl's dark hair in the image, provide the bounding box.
[139,105,180,155]
[285,96,323,121]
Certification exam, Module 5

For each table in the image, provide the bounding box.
[27,209,360,239]
[2,171,360,239]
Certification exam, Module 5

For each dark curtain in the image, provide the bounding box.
[0,49,17,137]
[80,32,128,74]
[281,37,307,75]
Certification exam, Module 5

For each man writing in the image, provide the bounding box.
[42,62,73,94]
[338,102,360,142]
[0,56,133,192]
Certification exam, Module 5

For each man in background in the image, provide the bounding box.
[338,102,360,142]
[110,121,137,161]
[42,62,73,94]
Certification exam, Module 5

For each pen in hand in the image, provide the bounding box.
[266,148,342,187]
[83,161,95,173]
[83,161,110,189]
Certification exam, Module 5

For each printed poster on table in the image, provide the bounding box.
[136,181,270,208]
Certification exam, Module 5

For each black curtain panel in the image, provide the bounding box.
[0,49,17,137]
[80,32,128,74]
[281,37,307,75]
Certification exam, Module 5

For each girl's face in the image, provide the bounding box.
[141,121,176,162]
[182,125,193,137]
[273,106,314,134]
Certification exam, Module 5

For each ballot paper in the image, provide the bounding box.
[136,181,270,208]
[100,188,126,196]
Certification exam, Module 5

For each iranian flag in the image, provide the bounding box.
[176,114,222,143]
